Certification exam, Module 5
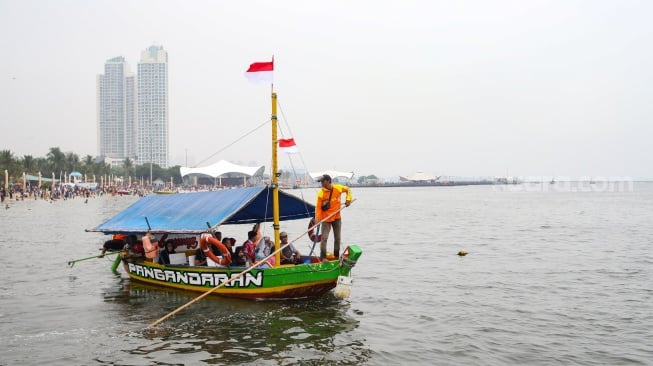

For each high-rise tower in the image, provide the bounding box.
[97,56,136,161]
[137,45,169,168]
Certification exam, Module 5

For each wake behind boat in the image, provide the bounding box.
[86,64,362,300]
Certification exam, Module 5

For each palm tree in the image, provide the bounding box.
[122,157,134,179]
[0,150,15,172]
[0,150,20,184]
[65,151,80,173]
[35,157,49,177]
[103,163,112,177]
[46,147,66,174]
[83,155,94,167]
[82,155,94,179]
[21,155,36,174]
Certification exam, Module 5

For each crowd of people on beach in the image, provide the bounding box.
[0,183,170,204]
[1,184,97,202]
[1,182,269,204]
[1,185,138,204]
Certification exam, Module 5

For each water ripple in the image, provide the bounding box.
[2,186,653,364]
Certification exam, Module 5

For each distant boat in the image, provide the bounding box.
[75,182,99,190]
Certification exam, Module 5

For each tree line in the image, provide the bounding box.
[0,147,182,185]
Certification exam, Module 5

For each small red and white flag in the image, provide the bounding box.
[245,59,274,84]
[279,138,299,154]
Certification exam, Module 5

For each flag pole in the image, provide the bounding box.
[271,86,281,266]
[267,56,281,266]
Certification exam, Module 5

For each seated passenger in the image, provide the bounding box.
[194,247,207,266]
[158,240,176,265]
[242,223,261,262]
[280,232,301,264]
[255,236,275,266]
[99,233,127,257]
[255,236,273,258]
[232,246,251,267]
[126,235,144,257]
[223,237,236,258]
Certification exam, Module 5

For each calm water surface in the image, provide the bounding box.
[1,183,651,365]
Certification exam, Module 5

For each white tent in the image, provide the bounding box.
[399,172,440,182]
[309,170,355,181]
[180,160,265,179]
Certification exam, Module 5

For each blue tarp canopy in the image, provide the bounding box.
[88,186,315,234]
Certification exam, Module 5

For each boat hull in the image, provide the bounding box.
[120,245,361,300]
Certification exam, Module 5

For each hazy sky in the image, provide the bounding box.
[1,1,651,180]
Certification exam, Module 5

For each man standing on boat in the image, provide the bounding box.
[315,174,352,260]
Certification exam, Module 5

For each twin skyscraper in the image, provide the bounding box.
[97,45,169,168]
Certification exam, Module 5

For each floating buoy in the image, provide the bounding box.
[457,249,468,256]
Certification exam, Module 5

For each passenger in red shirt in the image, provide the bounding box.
[242,222,261,262]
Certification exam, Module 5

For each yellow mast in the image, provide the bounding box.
[271,91,281,266]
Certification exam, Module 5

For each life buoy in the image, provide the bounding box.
[307,218,322,242]
[200,234,232,265]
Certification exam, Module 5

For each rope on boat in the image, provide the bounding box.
[195,120,269,167]
[340,255,357,269]
[276,99,315,211]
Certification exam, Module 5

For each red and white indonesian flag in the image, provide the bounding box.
[245,60,274,84]
[279,138,299,154]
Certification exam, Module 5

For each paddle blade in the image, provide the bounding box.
[334,275,352,299]
[111,255,122,272]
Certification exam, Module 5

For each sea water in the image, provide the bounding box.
[0,183,651,365]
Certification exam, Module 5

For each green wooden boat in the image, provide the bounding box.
[117,245,361,299]
[88,90,362,300]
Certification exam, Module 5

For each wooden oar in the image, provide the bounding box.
[67,251,120,267]
[148,200,355,328]
[111,253,122,271]
[148,242,293,327]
